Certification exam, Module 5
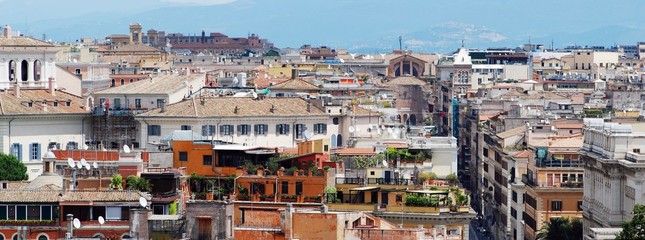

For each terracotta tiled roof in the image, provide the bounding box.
[387,76,426,86]
[138,97,326,117]
[96,74,204,95]
[281,147,298,155]
[0,36,53,47]
[554,122,584,129]
[0,89,88,115]
[0,190,60,202]
[513,150,530,158]
[253,77,289,89]
[496,126,526,139]
[334,148,375,156]
[269,78,319,91]
[547,135,583,148]
[61,190,149,202]
[97,43,162,53]
[352,106,380,116]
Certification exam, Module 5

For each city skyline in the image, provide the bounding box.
[2,0,645,53]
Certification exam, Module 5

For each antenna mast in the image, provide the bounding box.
[398,36,402,51]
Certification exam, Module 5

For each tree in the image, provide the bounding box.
[264,49,280,57]
[536,217,582,240]
[617,204,645,240]
[0,153,28,181]
[109,174,123,190]
[126,175,152,192]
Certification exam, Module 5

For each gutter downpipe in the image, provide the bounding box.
[8,118,15,152]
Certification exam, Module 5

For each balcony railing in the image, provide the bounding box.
[336,177,413,185]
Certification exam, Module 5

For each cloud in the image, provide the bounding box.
[161,0,239,6]
[478,32,507,42]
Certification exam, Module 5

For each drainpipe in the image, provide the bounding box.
[8,118,15,151]
[142,118,150,150]
[292,118,298,147]
[81,116,88,144]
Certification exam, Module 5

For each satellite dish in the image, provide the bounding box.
[67,158,75,168]
[76,161,82,169]
[93,162,98,169]
[304,130,313,140]
[123,145,131,153]
[84,163,91,171]
[80,158,87,167]
[377,129,383,135]
[252,92,258,99]
[83,144,89,150]
[98,216,105,225]
[382,94,387,99]
[73,218,81,229]
[349,126,355,133]
[387,128,393,133]
[139,197,148,208]
[382,160,389,168]
[391,132,398,139]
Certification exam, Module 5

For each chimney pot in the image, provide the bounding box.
[3,25,11,39]
[13,83,20,98]
[48,77,56,96]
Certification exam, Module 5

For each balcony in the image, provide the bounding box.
[626,151,645,163]
[336,177,413,186]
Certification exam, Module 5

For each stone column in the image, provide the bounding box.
[15,60,22,82]
[27,60,34,82]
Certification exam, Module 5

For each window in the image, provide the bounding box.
[30,143,41,160]
[148,125,161,136]
[120,79,125,85]
[202,125,216,136]
[47,142,60,150]
[11,144,22,161]
[113,98,121,109]
[27,206,40,220]
[578,201,583,211]
[181,125,192,131]
[203,155,212,165]
[16,206,26,220]
[156,99,164,108]
[106,206,122,220]
[295,124,306,139]
[281,181,289,194]
[66,141,78,150]
[483,163,489,172]
[179,152,188,162]
[313,123,327,134]
[41,206,52,220]
[276,124,290,135]
[332,117,339,125]
[295,182,303,195]
[0,206,6,220]
[38,235,49,240]
[634,149,641,154]
[551,200,562,211]
[254,124,268,135]
[220,125,234,136]
[135,99,141,109]
[237,124,251,136]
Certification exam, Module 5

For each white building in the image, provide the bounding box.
[135,97,331,149]
[580,119,645,239]
[1,88,90,180]
[92,73,205,110]
[0,25,61,90]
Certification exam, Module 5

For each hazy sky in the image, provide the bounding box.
[1,0,644,53]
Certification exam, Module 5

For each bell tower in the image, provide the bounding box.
[129,23,143,44]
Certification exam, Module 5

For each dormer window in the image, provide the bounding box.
[53,101,58,107]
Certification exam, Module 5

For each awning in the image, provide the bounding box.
[406,190,449,195]
[350,186,380,191]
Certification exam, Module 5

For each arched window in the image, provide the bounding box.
[336,134,343,147]
[37,234,49,240]
[8,60,16,81]
[33,60,42,81]
[93,233,105,239]
[21,60,28,81]
[331,134,337,148]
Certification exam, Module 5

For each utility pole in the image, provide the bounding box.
[399,36,402,51]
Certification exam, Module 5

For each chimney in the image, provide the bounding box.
[3,25,11,38]
[160,99,166,113]
[42,100,48,112]
[13,83,20,98]
[234,106,239,114]
[307,101,311,112]
[270,104,275,113]
[48,77,56,96]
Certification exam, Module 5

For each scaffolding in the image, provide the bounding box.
[90,107,138,150]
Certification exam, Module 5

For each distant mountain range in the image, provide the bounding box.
[21,3,645,55]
